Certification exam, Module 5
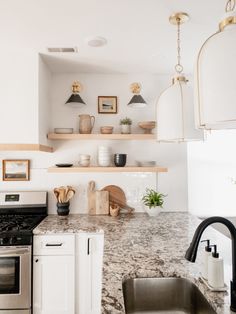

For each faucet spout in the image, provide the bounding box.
[185,216,236,312]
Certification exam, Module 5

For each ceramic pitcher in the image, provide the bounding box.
[79,114,95,134]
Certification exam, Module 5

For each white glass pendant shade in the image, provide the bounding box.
[195,11,236,129]
[157,79,204,142]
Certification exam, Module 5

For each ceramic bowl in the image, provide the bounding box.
[138,121,156,134]
[98,158,111,163]
[114,154,127,167]
[79,154,90,160]
[100,126,114,134]
[98,161,111,167]
[79,160,90,167]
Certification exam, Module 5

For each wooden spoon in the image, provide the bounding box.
[53,190,59,201]
[58,187,66,203]
[66,189,75,202]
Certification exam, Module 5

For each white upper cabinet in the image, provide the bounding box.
[0,52,52,150]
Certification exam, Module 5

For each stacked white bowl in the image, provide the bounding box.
[98,146,111,167]
[79,154,91,167]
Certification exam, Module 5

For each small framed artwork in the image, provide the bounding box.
[2,160,30,181]
[98,96,118,114]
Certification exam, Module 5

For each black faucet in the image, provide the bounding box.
[185,216,236,312]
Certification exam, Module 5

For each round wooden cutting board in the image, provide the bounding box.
[102,185,135,213]
[101,185,126,205]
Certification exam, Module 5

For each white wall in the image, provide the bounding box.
[188,130,236,217]
[0,50,39,143]
[0,71,188,214]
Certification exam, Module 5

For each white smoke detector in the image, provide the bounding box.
[86,36,107,47]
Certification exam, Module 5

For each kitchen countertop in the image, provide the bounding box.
[34,213,233,314]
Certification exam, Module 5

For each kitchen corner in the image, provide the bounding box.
[1,1,236,313]
[34,212,232,314]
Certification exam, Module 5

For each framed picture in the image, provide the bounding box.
[98,96,118,114]
[2,160,30,181]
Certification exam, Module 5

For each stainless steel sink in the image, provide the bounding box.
[122,277,217,314]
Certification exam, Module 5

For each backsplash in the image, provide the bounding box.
[0,73,188,214]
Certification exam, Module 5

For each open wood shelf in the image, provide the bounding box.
[0,144,53,152]
[47,133,156,140]
[48,166,167,173]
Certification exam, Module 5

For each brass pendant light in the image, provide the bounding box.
[156,13,204,142]
[195,0,236,130]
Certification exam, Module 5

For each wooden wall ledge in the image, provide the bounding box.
[48,166,168,173]
[47,133,156,140]
[0,144,53,152]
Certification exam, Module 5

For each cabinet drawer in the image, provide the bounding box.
[33,234,75,256]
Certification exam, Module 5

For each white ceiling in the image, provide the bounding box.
[0,0,226,74]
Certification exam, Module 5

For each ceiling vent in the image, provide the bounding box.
[47,47,78,53]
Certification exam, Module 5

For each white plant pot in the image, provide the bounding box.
[121,125,131,134]
[145,206,161,217]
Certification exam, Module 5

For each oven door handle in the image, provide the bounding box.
[0,247,30,256]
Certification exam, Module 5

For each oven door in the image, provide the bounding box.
[0,246,31,310]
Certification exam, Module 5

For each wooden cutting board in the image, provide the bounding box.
[101,185,135,213]
[87,181,109,215]
[102,185,126,205]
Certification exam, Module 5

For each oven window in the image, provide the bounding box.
[0,257,20,294]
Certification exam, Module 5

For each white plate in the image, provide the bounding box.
[54,128,74,134]
[136,160,156,167]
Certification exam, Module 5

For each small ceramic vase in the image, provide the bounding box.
[121,124,131,134]
[145,206,161,217]
[57,202,70,216]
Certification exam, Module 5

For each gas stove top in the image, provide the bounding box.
[0,214,45,233]
[0,191,48,245]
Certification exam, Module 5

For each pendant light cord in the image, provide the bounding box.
[175,18,183,74]
[226,0,236,12]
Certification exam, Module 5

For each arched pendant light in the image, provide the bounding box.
[127,83,147,108]
[157,13,204,142]
[196,0,236,130]
[65,81,86,108]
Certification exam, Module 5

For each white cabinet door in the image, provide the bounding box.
[33,255,75,314]
[76,233,104,314]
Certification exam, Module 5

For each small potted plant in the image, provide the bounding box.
[120,117,132,134]
[142,188,166,216]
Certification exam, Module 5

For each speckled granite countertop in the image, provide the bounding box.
[34,213,233,314]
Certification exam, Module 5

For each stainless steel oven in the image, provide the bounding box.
[0,191,48,314]
[0,246,31,314]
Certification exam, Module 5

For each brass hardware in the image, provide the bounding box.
[169,12,190,75]
[172,76,188,85]
[169,12,189,25]
[130,82,141,94]
[219,16,236,31]
[226,0,236,12]
[71,81,82,93]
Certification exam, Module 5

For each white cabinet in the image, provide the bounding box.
[33,234,75,314]
[33,232,104,314]
[76,233,104,314]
